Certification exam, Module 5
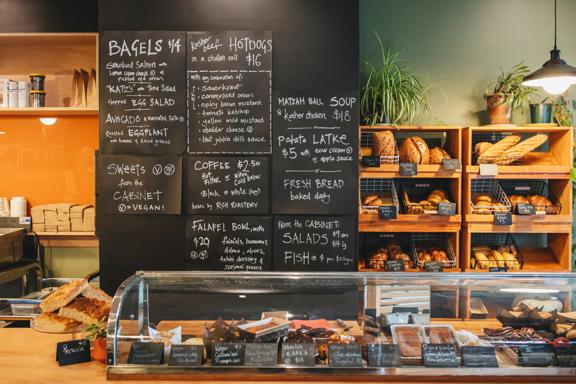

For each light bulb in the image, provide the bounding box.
[39,117,57,126]
[541,78,571,94]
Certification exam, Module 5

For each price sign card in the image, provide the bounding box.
[328,343,363,368]
[555,345,576,367]
[518,344,555,367]
[128,342,164,365]
[211,343,245,366]
[367,344,401,367]
[399,162,417,176]
[56,339,91,366]
[378,205,397,220]
[281,343,315,366]
[244,343,278,367]
[422,343,459,368]
[493,211,512,226]
[461,346,498,367]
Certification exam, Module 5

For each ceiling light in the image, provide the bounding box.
[522,0,576,95]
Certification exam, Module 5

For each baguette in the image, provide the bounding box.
[40,279,89,313]
[477,135,521,163]
[499,134,548,165]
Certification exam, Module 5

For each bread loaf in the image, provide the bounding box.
[477,135,521,163]
[372,130,396,157]
[500,134,548,164]
[475,142,493,156]
[82,285,113,304]
[40,279,89,313]
[58,297,110,325]
[33,312,82,333]
[399,136,430,164]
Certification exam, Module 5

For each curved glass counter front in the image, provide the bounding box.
[106,272,576,381]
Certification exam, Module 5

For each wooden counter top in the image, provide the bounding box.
[1,327,575,384]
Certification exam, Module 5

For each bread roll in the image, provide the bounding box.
[430,189,447,200]
[372,130,396,157]
[475,142,493,156]
[508,194,530,210]
[399,136,430,164]
[363,195,379,205]
[429,147,451,164]
[474,195,492,204]
[477,135,521,163]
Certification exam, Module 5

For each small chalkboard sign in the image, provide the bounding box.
[516,203,536,215]
[493,211,512,226]
[244,343,278,367]
[488,267,508,272]
[399,162,417,176]
[56,339,91,366]
[555,345,576,367]
[518,344,555,367]
[424,261,444,272]
[362,156,381,167]
[168,345,204,366]
[442,158,461,170]
[437,202,456,216]
[461,346,498,367]
[328,343,363,368]
[479,163,498,177]
[367,344,401,367]
[378,205,397,220]
[211,343,245,366]
[128,342,164,365]
[386,259,405,272]
[422,343,458,368]
[281,343,315,366]
[392,307,419,314]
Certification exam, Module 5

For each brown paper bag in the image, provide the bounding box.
[70,70,81,107]
[87,68,97,107]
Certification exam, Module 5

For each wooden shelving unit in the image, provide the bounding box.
[0,107,98,116]
[358,126,464,275]
[30,232,98,248]
[462,125,574,273]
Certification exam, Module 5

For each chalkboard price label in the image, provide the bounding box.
[493,212,512,226]
[461,346,498,367]
[362,156,381,167]
[378,205,397,220]
[424,261,444,272]
[244,343,278,367]
[328,343,363,368]
[479,163,498,176]
[281,343,315,366]
[168,345,204,366]
[367,344,401,367]
[128,342,164,365]
[437,202,456,216]
[555,346,576,367]
[399,162,417,176]
[422,343,458,368]
[211,343,245,366]
[488,266,509,272]
[518,344,555,367]
[385,259,405,272]
[442,159,461,170]
[56,339,91,366]
[516,203,536,215]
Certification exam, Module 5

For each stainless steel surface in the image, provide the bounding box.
[0,227,25,267]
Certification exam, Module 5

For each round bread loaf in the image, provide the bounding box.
[372,130,396,157]
[399,136,430,164]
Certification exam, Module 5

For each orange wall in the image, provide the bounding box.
[0,116,98,211]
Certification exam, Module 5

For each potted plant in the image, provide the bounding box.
[85,320,108,363]
[551,96,574,127]
[484,63,535,125]
[361,32,430,125]
[529,96,553,124]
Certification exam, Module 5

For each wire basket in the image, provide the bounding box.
[472,133,525,165]
[361,131,400,165]
[470,233,524,270]
[361,232,417,270]
[360,178,400,215]
[470,179,511,214]
[398,180,455,215]
[412,232,457,270]
[498,180,562,215]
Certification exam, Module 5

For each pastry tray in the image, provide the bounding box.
[390,324,425,365]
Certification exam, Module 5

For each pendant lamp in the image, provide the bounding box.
[522,0,576,95]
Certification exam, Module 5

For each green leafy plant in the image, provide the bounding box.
[551,96,574,126]
[361,32,430,125]
[485,63,536,111]
[84,320,107,340]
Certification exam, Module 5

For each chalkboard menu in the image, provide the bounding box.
[211,343,245,366]
[244,343,278,367]
[281,343,315,366]
[98,154,182,215]
[187,156,269,214]
[100,31,186,154]
[187,31,272,154]
[328,343,363,368]
[273,94,358,214]
[186,216,271,271]
[273,216,356,271]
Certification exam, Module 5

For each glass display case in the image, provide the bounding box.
[106,271,576,381]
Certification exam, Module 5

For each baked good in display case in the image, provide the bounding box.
[399,136,430,164]
[476,134,548,165]
[404,188,453,215]
[371,130,397,158]
[428,147,451,164]
[471,244,521,270]
[471,194,509,215]
[33,312,83,333]
[368,240,413,270]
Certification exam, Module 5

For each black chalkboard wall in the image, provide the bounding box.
[97,0,359,293]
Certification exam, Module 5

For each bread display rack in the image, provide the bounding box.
[462,126,573,272]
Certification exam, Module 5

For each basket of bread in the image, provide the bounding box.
[499,180,561,215]
[400,182,454,215]
[470,179,512,214]
[364,233,415,271]
[474,133,548,165]
[412,233,457,270]
[470,234,523,271]
[32,279,112,333]
[370,130,399,164]
[399,136,452,165]
[360,178,400,214]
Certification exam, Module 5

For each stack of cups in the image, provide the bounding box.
[10,197,27,218]
[0,197,9,217]
[29,74,46,107]
[18,81,29,108]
